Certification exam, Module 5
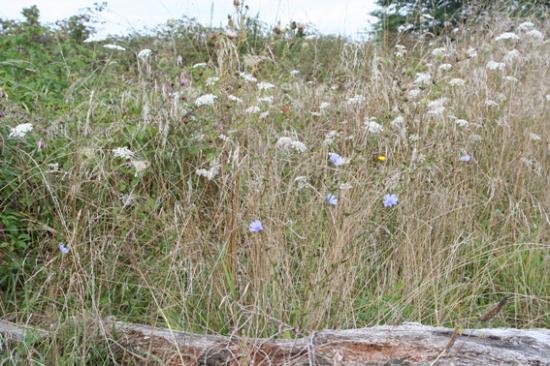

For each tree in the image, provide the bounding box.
[371,0,548,35]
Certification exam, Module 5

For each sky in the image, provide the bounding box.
[0,0,378,40]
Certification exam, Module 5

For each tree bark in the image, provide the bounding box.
[1,319,550,365]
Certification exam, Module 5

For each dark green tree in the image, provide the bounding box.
[372,0,548,35]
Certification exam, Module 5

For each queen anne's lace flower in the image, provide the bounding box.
[431,47,447,57]
[112,147,134,160]
[486,60,505,71]
[195,94,217,106]
[257,82,275,91]
[524,29,544,41]
[408,88,421,99]
[414,72,431,86]
[240,72,257,83]
[346,95,365,105]
[518,21,535,31]
[391,115,405,126]
[196,160,221,180]
[449,78,465,87]
[245,106,261,113]
[9,123,33,138]
[364,118,384,133]
[275,137,307,153]
[495,32,520,42]
[503,49,522,64]
[131,160,150,177]
[137,49,152,59]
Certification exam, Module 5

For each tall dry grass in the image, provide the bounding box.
[1,8,549,364]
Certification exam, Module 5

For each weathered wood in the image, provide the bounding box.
[2,319,550,365]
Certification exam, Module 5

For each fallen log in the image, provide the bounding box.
[1,319,550,365]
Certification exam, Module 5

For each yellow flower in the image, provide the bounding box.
[376,154,386,162]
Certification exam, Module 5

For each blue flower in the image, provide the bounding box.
[383,194,399,207]
[326,193,338,206]
[249,219,263,233]
[58,243,70,255]
[459,154,471,162]
[328,152,348,166]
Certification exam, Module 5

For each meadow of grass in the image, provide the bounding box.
[1,2,549,364]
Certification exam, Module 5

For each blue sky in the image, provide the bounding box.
[0,0,378,39]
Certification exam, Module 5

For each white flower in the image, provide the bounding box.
[239,72,257,83]
[504,76,519,83]
[290,69,300,76]
[294,176,309,189]
[438,63,452,72]
[427,97,447,111]
[469,134,482,142]
[227,95,243,103]
[257,82,275,91]
[206,77,219,85]
[112,147,134,160]
[339,183,353,190]
[323,130,340,146]
[414,72,431,86]
[345,95,365,105]
[103,44,126,51]
[455,119,469,128]
[496,92,507,103]
[258,96,273,104]
[426,98,447,118]
[364,118,384,134]
[391,115,405,127]
[195,160,221,180]
[409,134,420,142]
[275,137,307,153]
[394,44,407,57]
[137,49,152,59]
[408,88,421,99]
[8,123,33,138]
[245,106,261,113]
[524,29,544,41]
[398,23,414,32]
[120,193,136,207]
[192,62,207,68]
[467,47,477,58]
[319,102,330,110]
[195,94,217,106]
[503,49,522,64]
[486,60,505,71]
[546,95,550,102]
[449,78,465,87]
[518,21,535,31]
[529,133,541,141]
[495,32,520,42]
[219,134,230,142]
[431,47,447,57]
[131,160,150,176]
[259,111,269,119]
[485,99,499,108]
